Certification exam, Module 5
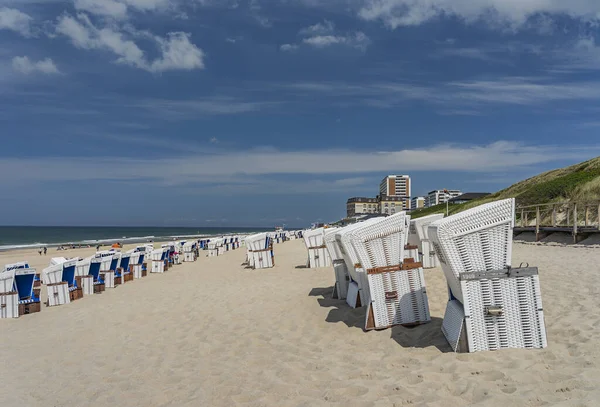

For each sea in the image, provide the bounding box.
[0,226,274,251]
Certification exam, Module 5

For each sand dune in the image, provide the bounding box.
[1,240,599,406]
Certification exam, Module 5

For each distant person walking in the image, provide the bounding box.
[38,248,42,256]
[43,247,47,255]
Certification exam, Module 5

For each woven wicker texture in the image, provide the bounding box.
[442,300,465,352]
[323,228,343,261]
[429,198,515,302]
[461,275,547,352]
[367,267,430,328]
[349,212,407,270]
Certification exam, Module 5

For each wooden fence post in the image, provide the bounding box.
[521,209,524,227]
[573,203,578,243]
[585,205,589,227]
[552,205,557,227]
[536,206,540,237]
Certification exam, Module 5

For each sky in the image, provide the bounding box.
[1,0,600,227]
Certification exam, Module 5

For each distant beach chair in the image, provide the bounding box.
[348,213,431,330]
[428,198,547,352]
[408,214,444,269]
[151,248,167,273]
[60,258,83,301]
[127,248,147,279]
[87,258,106,293]
[75,257,95,296]
[323,227,349,300]
[0,269,19,318]
[42,263,71,307]
[117,253,134,283]
[3,262,41,316]
[245,233,274,269]
[183,242,196,262]
[95,251,116,288]
[303,228,331,268]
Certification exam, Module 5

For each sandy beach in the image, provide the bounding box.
[1,239,599,407]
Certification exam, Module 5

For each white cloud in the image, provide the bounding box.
[0,7,33,37]
[55,13,205,72]
[1,142,598,184]
[303,32,370,50]
[74,0,128,19]
[280,43,298,51]
[150,32,204,72]
[299,19,335,36]
[282,20,370,51]
[12,56,60,75]
[357,0,600,30]
[283,77,600,107]
[133,97,277,117]
[73,0,171,18]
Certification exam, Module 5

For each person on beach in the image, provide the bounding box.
[43,247,47,255]
[38,248,42,256]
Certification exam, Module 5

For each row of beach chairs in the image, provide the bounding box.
[311,198,547,353]
[0,238,214,318]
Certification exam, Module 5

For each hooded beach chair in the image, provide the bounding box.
[42,263,71,307]
[127,249,147,279]
[75,257,95,296]
[324,227,349,300]
[183,242,195,262]
[428,198,547,352]
[118,253,134,282]
[60,258,83,301]
[151,248,167,273]
[408,214,444,269]
[95,251,117,288]
[13,267,41,315]
[348,213,431,330]
[0,270,19,318]
[303,228,331,268]
[87,258,106,293]
[335,218,382,309]
[245,233,274,269]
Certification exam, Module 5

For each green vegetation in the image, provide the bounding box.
[411,156,600,219]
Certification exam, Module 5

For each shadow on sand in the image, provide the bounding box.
[309,286,452,352]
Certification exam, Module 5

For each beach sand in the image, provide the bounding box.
[1,240,599,406]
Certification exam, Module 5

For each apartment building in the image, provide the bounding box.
[346,197,379,217]
[426,189,462,207]
[379,175,411,198]
[411,196,425,210]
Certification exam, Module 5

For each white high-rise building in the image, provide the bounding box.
[379,175,411,198]
[411,196,425,210]
[426,190,462,207]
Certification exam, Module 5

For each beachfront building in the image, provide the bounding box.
[379,195,409,214]
[346,197,378,217]
[379,175,411,198]
[447,192,490,205]
[426,189,462,207]
[411,196,426,210]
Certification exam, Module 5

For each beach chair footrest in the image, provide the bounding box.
[19,301,41,315]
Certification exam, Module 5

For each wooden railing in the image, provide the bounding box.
[515,200,600,242]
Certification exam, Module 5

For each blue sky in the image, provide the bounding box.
[1,0,600,227]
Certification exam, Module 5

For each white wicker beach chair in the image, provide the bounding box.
[42,264,71,306]
[303,228,331,269]
[408,213,444,269]
[245,233,274,269]
[335,218,382,309]
[349,212,431,331]
[428,198,547,352]
[151,249,166,273]
[0,270,19,318]
[323,227,349,299]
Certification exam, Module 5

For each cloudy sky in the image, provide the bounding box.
[2,0,600,226]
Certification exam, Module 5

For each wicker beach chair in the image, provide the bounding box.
[324,227,350,300]
[151,249,167,273]
[0,269,19,318]
[303,228,331,269]
[348,212,431,330]
[245,233,274,269]
[335,218,382,309]
[428,198,547,352]
[42,263,71,306]
[408,214,444,269]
